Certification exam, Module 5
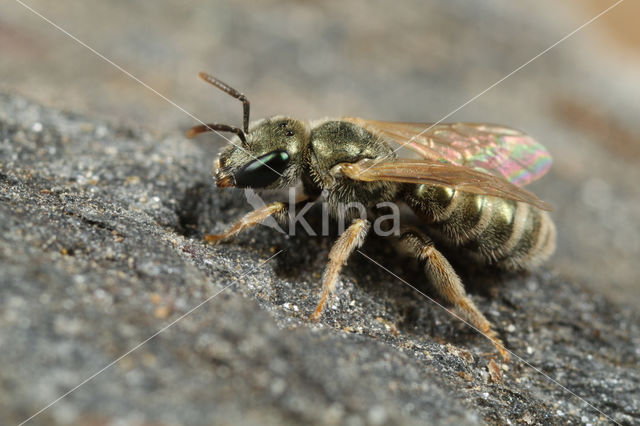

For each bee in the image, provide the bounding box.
[187,72,556,361]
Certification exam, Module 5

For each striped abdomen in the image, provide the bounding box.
[404,184,556,270]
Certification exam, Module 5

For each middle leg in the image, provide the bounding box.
[311,219,370,320]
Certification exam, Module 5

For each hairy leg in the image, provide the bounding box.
[400,229,509,361]
[204,201,287,243]
[311,219,370,320]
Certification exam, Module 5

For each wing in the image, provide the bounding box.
[343,118,552,187]
[335,158,553,211]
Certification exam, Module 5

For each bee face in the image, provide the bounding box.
[215,116,309,189]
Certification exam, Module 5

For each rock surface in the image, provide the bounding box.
[2,1,640,425]
[1,92,639,425]
[4,0,640,308]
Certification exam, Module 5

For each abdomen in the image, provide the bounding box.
[404,184,556,270]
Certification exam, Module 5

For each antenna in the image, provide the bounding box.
[198,72,250,134]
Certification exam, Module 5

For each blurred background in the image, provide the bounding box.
[2,0,639,306]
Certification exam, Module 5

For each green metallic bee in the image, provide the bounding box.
[188,72,556,361]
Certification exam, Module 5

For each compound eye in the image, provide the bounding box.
[234,150,290,188]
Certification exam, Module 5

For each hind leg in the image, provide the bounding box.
[400,229,509,361]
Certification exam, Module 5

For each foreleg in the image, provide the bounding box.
[204,202,287,243]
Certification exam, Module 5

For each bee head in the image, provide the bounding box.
[186,73,308,189]
[214,117,309,189]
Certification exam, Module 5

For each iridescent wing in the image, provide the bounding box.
[335,158,553,211]
[343,118,552,187]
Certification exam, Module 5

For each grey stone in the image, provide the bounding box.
[2,1,640,424]
[1,91,638,425]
